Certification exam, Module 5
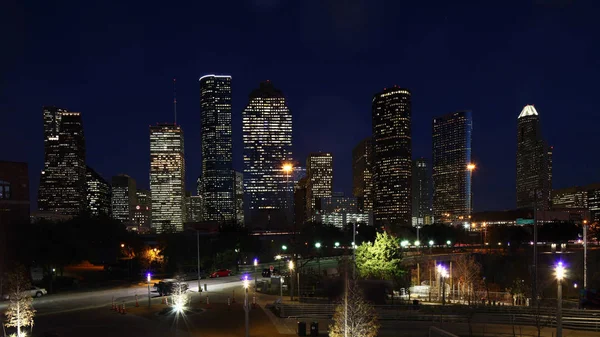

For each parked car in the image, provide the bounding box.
[210,269,232,278]
[2,286,48,300]
[154,279,188,296]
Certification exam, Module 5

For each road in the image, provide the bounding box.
[0,275,245,316]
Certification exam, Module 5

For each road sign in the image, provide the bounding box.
[269,265,274,271]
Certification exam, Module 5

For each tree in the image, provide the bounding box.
[355,232,403,286]
[329,281,379,337]
[4,265,36,337]
[453,254,483,305]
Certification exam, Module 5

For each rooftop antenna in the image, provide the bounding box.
[173,77,177,124]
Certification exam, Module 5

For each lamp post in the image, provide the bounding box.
[243,277,250,337]
[254,258,258,289]
[352,222,357,280]
[282,163,293,227]
[467,163,476,227]
[583,220,588,291]
[555,262,566,337]
[437,265,448,305]
[147,273,151,307]
[289,260,295,301]
[315,242,321,275]
[197,230,201,292]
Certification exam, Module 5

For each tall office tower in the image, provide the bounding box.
[412,158,433,226]
[111,174,137,223]
[352,137,373,213]
[242,81,293,228]
[294,177,308,227]
[38,107,86,215]
[133,189,151,229]
[233,170,244,225]
[516,105,552,210]
[306,153,333,218]
[432,111,473,224]
[199,75,234,222]
[372,87,412,233]
[150,124,185,233]
[85,166,111,217]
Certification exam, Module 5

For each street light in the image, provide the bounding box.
[243,276,250,337]
[282,245,287,251]
[437,265,449,305]
[288,260,295,301]
[315,242,322,275]
[446,240,451,246]
[555,262,566,337]
[334,242,340,248]
[315,242,321,249]
[429,240,434,246]
[147,273,151,307]
[414,240,421,246]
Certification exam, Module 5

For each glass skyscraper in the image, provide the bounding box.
[86,166,111,217]
[352,137,373,213]
[432,111,473,224]
[242,81,292,228]
[111,174,137,223]
[38,107,87,215]
[199,75,234,222]
[372,87,412,233]
[412,158,433,226]
[307,153,333,218]
[150,124,185,233]
[516,105,552,210]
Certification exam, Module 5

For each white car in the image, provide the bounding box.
[2,286,48,300]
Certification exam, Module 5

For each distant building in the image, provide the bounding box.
[200,75,234,223]
[187,195,204,223]
[314,213,372,229]
[372,87,412,233]
[292,167,306,184]
[233,170,244,225]
[319,196,358,213]
[412,158,433,226]
[352,137,373,213]
[432,111,473,225]
[294,177,308,227]
[133,189,151,229]
[86,166,110,217]
[242,81,292,229]
[307,153,333,218]
[111,174,137,223]
[471,208,589,227]
[150,123,185,233]
[552,183,600,222]
[38,107,87,215]
[0,161,30,226]
[516,105,552,210]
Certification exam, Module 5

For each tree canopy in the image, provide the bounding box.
[355,232,403,282]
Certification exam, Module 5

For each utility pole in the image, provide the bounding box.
[584,220,588,291]
[352,222,356,280]
[532,191,538,307]
[197,230,201,292]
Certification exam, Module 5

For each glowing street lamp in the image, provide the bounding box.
[288,260,295,301]
[400,240,409,248]
[446,240,451,246]
[146,273,151,307]
[282,245,287,251]
[555,262,566,337]
[334,242,340,248]
[429,240,434,246]
[315,242,321,249]
[437,265,449,305]
[243,277,250,337]
[414,240,421,246]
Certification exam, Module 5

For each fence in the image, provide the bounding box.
[276,302,600,332]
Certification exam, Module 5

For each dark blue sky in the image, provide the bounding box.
[1,0,598,212]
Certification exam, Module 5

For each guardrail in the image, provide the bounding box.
[276,303,600,332]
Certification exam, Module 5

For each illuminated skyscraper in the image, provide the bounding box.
[86,166,111,217]
[307,153,333,218]
[516,105,552,210]
[199,75,234,222]
[150,124,185,233]
[432,111,473,224]
[352,137,373,213]
[242,81,292,228]
[372,87,412,233]
[38,107,87,215]
[233,170,244,225]
[111,174,137,223]
[412,158,433,225]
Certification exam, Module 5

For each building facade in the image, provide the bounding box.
[294,177,308,227]
[551,183,600,222]
[150,124,186,233]
[432,111,473,224]
[38,107,87,215]
[85,166,110,217]
[306,153,333,218]
[0,161,30,227]
[199,75,234,223]
[412,158,433,226]
[133,189,151,229]
[242,81,293,229]
[352,137,373,213]
[372,87,412,233]
[516,105,552,210]
[233,170,244,225]
[314,213,372,229]
[319,196,358,213]
[111,174,137,223]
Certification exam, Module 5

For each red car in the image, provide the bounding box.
[210,269,232,278]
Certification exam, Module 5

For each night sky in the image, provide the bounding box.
[1,0,598,212]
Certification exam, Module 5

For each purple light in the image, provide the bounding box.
[244,275,248,280]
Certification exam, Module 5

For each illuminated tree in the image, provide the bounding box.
[329,282,379,337]
[4,265,36,337]
[171,276,189,314]
[453,254,483,305]
[355,232,403,282]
